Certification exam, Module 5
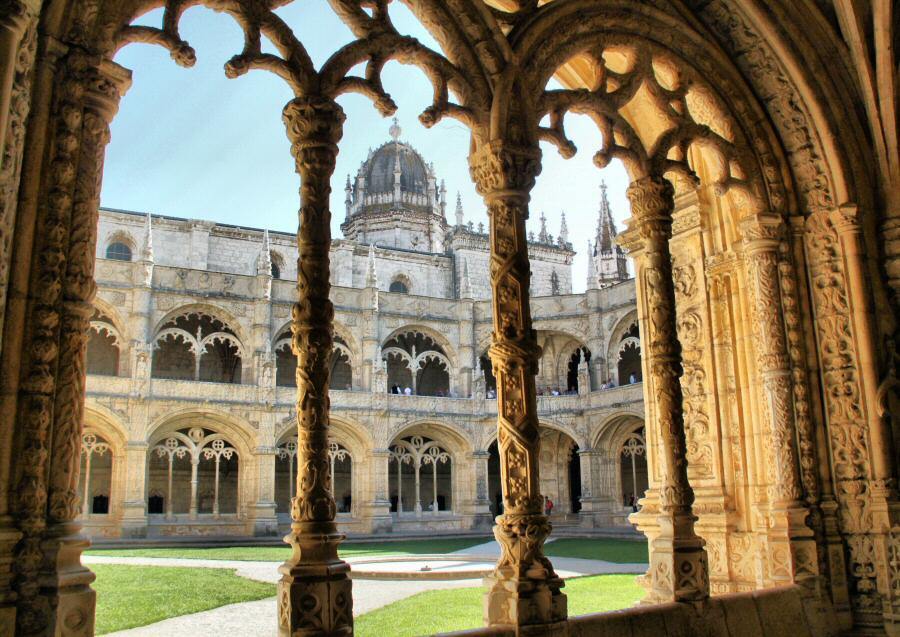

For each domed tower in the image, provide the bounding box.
[341,119,448,252]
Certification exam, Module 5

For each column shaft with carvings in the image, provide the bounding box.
[13,54,127,637]
[741,214,819,591]
[626,175,709,604]
[829,206,900,631]
[470,141,566,633]
[277,96,352,637]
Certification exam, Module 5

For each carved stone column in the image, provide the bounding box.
[469,141,566,633]
[120,442,148,538]
[277,96,352,637]
[829,206,900,631]
[626,175,709,604]
[5,52,129,636]
[741,214,819,591]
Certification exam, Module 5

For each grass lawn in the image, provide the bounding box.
[355,574,643,637]
[92,564,275,634]
[85,537,490,562]
[545,538,648,563]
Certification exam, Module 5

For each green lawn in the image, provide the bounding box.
[92,564,275,634]
[85,537,489,562]
[545,538,648,563]
[355,574,643,637]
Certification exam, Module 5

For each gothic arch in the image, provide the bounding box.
[592,411,647,454]
[101,229,137,260]
[91,297,129,344]
[381,324,458,370]
[83,403,129,453]
[154,303,247,346]
[388,419,473,457]
[143,408,256,457]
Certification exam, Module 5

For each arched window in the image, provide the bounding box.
[275,438,352,515]
[388,436,452,514]
[620,428,648,510]
[105,242,132,261]
[382,331,451,396]
[617,322,642,385]
[566,346,592,393]
[152,311,243,383]
[274,332,353,389]
[86,310,120,376]
[148,427,239,518]
[389,279,409,294]
[79,432,112,517]
[270,251,284,279]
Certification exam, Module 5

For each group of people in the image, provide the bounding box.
[536,387,577,396]
[598,373,639,390]
[389,385,457,397]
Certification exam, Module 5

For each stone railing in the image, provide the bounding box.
[87,374,643,416]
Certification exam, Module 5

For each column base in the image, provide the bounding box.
[38,521,96,636]
[484,513,567,631]
[278,522,352,637]
[642,511,709,604]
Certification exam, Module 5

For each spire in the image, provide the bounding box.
[538,211,549,243]
[586,240,598,290]
[595,180,618,252]
[460,259,472,299]
[392,146,402,203]
[389,117,401,142]
[439,179,447,216]
[559,211,569,244]
[366,244,378,287]
[344,174,352,221]
[455,192,464,227]
[257,229,272,275]
[141,212,154,261]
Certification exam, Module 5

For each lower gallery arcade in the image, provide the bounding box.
[1,1,898,637]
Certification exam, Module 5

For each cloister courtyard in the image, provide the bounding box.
[84,536,648,635]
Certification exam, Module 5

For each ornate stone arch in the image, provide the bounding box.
[154,303,248,347]
[381,324,458,370]
[144,408,257,457]
[83,403,129,454]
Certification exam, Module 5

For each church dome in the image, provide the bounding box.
[363,142,429,196]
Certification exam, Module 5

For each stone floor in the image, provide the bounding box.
[87,540,647,636]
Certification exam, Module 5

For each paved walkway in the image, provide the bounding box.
[91,541,647,636]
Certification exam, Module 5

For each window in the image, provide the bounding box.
[389,280,409,294]
[106,242,132,261]
[271,261,281,279]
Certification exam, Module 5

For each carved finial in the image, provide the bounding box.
[366,243,378,288]
[142,213,154,261]
[460,259,472,299]
[559,211,569,244]
[586,240,598,290]
[257,229,272,276]
[389,117,401,142]
[539,211,549,243]
[455,192,464,227]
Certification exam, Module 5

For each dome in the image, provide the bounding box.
[363,142,429,196]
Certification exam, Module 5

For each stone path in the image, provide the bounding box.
[89,542,647,636]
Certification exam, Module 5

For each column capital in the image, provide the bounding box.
[468,141,541,199]
[740,213,784,254]
[626,175,675,235]
[828,203,862,235]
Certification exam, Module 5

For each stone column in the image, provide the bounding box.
[249,446,278,537]
[469,141,566,632]
[120,442,148,538]
[741,214,819,591]
[277,96,352,637]
[626,175,709,604]
[365,449,392,533]
[829,206,900,629]
[576,449,603,527]
[469,451,493,529]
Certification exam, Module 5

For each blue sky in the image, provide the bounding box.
[101,0,632,293]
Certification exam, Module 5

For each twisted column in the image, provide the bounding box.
[277,95,352,637]
[741,214,820,590]
[470,141,567,632]
[626,175,708,603]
